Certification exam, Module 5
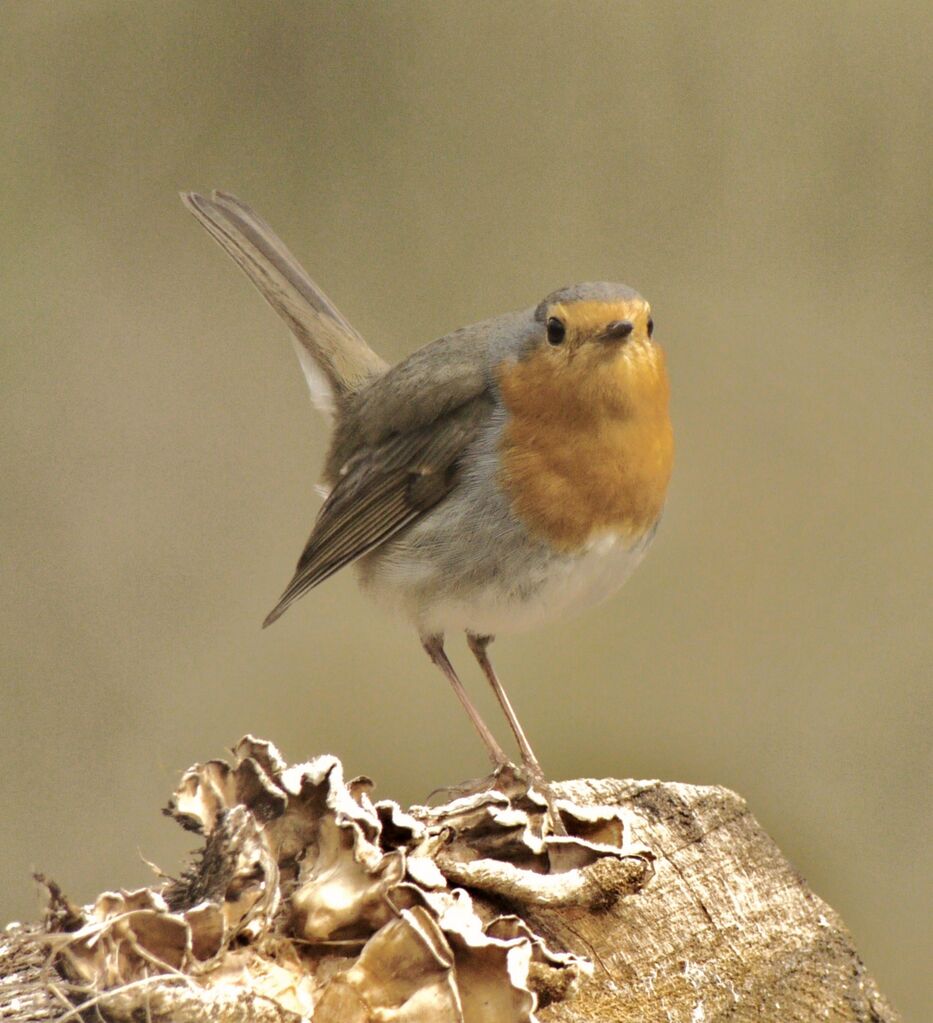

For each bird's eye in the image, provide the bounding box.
[546,317,566,345]
[647,317,654,338]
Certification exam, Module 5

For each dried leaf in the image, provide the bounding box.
[44,738,649,1021]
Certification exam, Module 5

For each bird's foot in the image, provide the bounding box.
[425,761,527,804]
[426,761,568,837]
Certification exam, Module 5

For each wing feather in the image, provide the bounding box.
[263,393,493,626]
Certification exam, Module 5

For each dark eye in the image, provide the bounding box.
[647,317,654,338]
[546,317,566,345]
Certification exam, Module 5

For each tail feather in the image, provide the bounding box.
[181,191,386,415]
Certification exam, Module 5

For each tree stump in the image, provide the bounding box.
[0,737,898,1022]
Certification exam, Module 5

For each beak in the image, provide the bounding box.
[602,320,634,342]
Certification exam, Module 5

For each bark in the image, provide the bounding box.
[0,739,898,1023]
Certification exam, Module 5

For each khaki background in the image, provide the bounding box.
[1,2,929,1017]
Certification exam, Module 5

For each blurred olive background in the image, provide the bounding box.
[1,2,929,1015]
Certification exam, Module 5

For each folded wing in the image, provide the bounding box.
[263,392,493,625]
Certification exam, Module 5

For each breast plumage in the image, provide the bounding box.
[496,331,674,552]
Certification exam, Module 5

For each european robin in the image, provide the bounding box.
[183,192,673,829]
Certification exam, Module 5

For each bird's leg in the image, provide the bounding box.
[467,633,568,836]
[421,634,509,770]
[466,632,544,774]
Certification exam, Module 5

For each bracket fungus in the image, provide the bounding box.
[40,737,653,1022]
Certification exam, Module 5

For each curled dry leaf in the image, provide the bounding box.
[42,737,653,1022]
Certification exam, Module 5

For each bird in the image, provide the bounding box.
[182,191,673,831]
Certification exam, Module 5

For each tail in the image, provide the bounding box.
[181,191,387,417]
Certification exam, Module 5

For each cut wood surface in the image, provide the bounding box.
[0,738,898,1022]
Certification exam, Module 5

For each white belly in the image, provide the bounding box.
[435,532,649,635]
[360,523,654,638]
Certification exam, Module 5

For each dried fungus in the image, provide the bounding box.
[42,737,653,1022]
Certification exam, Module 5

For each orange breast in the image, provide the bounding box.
[497,341,674,552]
